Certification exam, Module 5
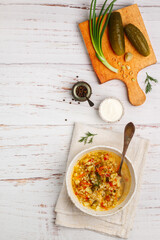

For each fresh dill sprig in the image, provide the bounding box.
[145,73,158,94]
[78,132,97,145]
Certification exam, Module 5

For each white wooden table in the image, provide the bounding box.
[0,0,159,239]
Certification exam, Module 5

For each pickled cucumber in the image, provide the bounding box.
[108,12,125,56]
[124,24,150,57]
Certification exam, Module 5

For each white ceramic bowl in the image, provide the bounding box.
[66,145,137,217]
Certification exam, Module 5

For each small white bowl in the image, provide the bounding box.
[66,145,136,217]
[99,98,124,123]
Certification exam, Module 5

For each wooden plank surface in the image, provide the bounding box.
[0,1,160,240]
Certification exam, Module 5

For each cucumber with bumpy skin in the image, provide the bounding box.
[108,12,125,56]
[124,23,150,57]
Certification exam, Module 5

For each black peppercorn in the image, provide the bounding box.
[76,86,88,98]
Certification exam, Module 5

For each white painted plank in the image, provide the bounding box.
[0,0,160,7]
[0,3,159,64]
[0,0,135,6]
[0,64,159,125]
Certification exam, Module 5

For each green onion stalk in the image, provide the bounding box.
[89,0,118,73]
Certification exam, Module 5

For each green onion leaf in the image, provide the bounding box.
[89,0,100,54]
[92,0,97,38]
[96,0,108,37]
[100,1,115,45]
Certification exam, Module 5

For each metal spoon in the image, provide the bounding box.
[86,96,94,107]
[118,122,135,176]
[116,122,135,200]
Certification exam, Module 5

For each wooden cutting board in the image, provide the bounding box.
[79,4,157,106]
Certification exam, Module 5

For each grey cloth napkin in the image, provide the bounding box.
[55,123,149,238]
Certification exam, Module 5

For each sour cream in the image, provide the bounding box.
[99,98,124,122]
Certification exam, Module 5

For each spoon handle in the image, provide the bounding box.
[86,97,94,107]
[118,122,135,176]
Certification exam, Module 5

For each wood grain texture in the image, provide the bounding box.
[0,1,160,240]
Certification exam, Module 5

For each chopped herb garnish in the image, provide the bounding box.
[145,72,158,94]
[96,171,101,186]
[78,132,97,145]
[91,200,98,206]
[106,176,109,182]
[91,184,99,192]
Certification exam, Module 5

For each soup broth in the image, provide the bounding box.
[72,150,131,211]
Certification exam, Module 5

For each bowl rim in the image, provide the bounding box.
[66,145,137,217]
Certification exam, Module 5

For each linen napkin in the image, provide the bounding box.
[55,123,149,238]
